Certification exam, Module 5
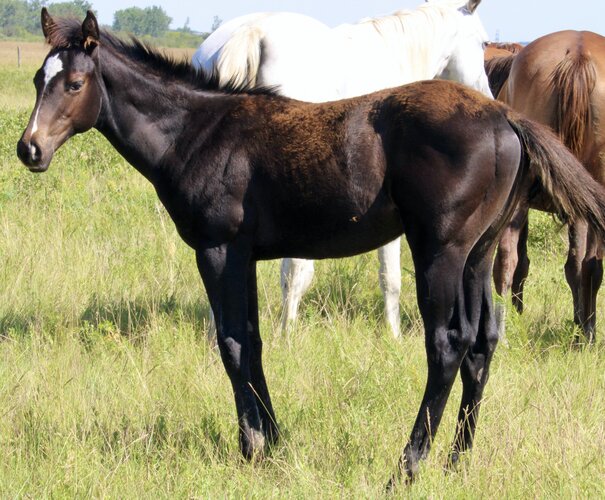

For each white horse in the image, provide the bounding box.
[193,0,493,338]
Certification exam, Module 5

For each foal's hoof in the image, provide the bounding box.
[385,470,415,493]
[240,428,266,461]
[446,451,461,472]
[386,458,417,492]
[572,331,595,348]
[446,448,472,475]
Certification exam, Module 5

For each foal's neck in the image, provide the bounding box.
[95,49,200,181]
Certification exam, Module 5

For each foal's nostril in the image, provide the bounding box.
[16,138,43,166]
[16,139,31,164]
[30,141,41,162]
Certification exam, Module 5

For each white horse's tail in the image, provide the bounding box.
[216,25,265,91]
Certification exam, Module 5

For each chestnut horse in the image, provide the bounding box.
[483,42,524,61]
[487,31,605,341]
[17,11,605,484]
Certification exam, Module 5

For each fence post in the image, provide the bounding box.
[17,46,21,68]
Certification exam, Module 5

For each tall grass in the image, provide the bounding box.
[0,43,604,496]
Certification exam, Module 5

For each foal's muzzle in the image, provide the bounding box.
[16,137,50,172]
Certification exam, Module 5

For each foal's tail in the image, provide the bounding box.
[549,50,597,158]
[216,25,264,91]
[506,112,605,242]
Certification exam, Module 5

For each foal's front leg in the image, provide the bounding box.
[247,261,279,444]
[196,245,267,459]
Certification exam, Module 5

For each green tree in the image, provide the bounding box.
[0,0,44,36]
[113,5,171,37]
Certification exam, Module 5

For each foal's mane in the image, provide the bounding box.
[45,16,276,95]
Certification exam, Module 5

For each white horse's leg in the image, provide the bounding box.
[280,258,315,332]
[378,238,402,338]
[207,309,217,345]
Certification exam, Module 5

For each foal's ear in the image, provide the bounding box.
[41,8,57,43]
[82,10,100,53]
[465,0,482,13]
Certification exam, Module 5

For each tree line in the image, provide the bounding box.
[0,0,213,46]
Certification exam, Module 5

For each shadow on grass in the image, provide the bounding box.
[506,308,597,354]
[89,411,233,463]
[0,311,43,339]
[0,294,213,343]
[79,293,213,343]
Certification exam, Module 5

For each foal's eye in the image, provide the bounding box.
[67,80,84,93]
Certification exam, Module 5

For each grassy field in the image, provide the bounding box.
[1,41,604,497]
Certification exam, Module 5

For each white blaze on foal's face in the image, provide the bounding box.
[32,54,64,134]
[43,53,64,85]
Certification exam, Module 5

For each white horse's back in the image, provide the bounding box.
[193,12,341,101]
[193,2,491,100]
[192,13,270,76]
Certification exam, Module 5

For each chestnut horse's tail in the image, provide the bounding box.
[484,54,516,98]
[506,112,605,242]
[216,25,264,91]
[550,50,597,158]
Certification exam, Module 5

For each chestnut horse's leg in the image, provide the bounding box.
[566,222,603,342]
[196,245,267,459]
[378,238,402,338]
[391,240,472,483]
[280,258,315,332]
[247,260,279,444]
[449,244,499,466]
[493,205,529,337]
[579,227,603,342]
[565,221,588,333]
[511,217,530,313]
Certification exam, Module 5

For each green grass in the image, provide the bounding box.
[1,58,604,497]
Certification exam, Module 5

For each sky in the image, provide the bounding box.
[77,0,604,43]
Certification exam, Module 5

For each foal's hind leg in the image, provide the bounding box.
[391,242,471,483]
[196,245,268,459]
[450,247,499,467]
[280,258,315,332]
